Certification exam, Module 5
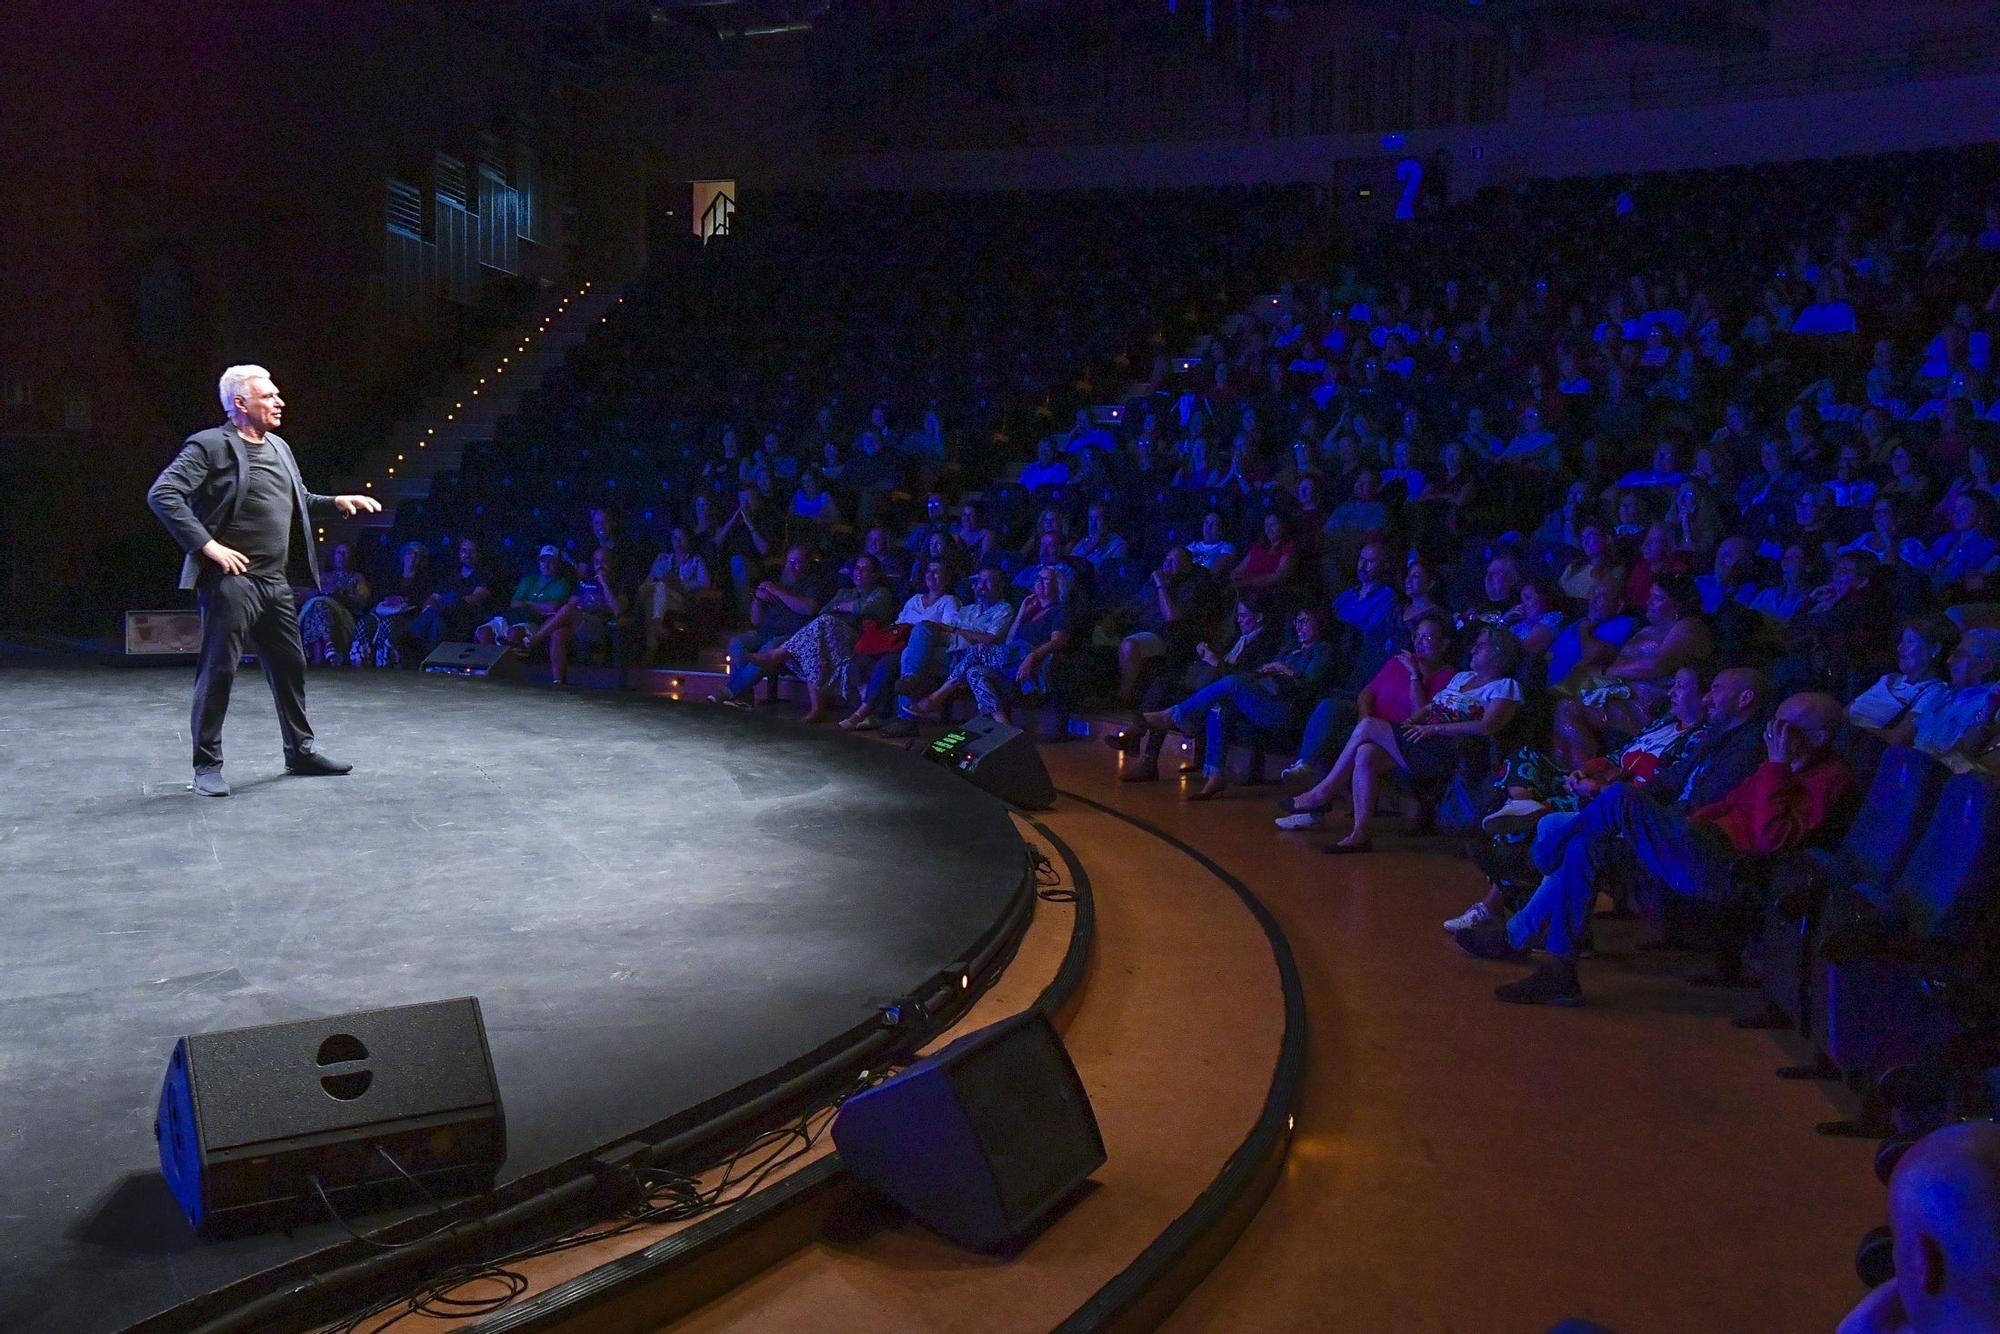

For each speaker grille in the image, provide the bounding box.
[946,1019,1101,1227]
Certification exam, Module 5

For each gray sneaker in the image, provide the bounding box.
[192,769,230,798]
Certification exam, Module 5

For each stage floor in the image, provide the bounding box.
[0,666,1029,1334]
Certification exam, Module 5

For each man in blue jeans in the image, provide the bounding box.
[1455,690,1852,1007]
[1142,606,1335,800]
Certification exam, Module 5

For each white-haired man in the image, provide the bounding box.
[147,366,381,796]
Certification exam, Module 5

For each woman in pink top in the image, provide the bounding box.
[1279,613,1457,785]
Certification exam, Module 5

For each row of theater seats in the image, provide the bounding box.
[1729,748,2000,1285]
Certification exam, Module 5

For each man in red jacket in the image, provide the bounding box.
[1458,691,1853,1006]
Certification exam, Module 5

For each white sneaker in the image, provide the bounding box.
[1274,812,1326,831]
[1278,761,1316,788]
[1443,901,1494,933]
[1480,798,1549,836]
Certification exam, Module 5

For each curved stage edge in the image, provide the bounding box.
[0,668,1035,1334]
[375,785,1306,1334]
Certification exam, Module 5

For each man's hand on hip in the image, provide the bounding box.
[333,495,383,516]
[200,541,250,576]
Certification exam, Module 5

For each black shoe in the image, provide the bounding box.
[1452,926,1526,962]
[192,768,230,798]
[1278,795,1332,816]
[285,743,352,776]
[1494,960,1584,1007]
[879,717,917,739]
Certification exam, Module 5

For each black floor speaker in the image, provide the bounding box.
[831,1010,1103,1251]
[917,715,1056,809]
[420,641,518,677]
[155,997,506,1234]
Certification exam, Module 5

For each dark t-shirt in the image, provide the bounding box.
[760,576,827,640]
[213,440,293,579]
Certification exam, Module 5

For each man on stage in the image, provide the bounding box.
[147,365,382,796]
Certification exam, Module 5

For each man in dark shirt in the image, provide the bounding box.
[718,544,825,704]
[146,366,381,796]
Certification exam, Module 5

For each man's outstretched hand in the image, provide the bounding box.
[334,495,383,516]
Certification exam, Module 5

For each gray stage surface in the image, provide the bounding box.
[0,666,1029,1333]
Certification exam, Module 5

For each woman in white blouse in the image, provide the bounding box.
[839,558,963,731]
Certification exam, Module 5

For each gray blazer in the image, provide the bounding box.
[147,423,337,591]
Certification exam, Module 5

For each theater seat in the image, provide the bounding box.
[1813,773,2000,1081]
[1756,747,1950,1033]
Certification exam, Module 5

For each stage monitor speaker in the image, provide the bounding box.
[421,641,518,678]
[831,1010,1103,1252]
[918,715,1055,810]
[155,997,506,1235]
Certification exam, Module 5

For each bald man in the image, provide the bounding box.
[1459,691,1854,1006]
[1842,1122,2000,1333]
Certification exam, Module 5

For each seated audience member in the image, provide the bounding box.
[1279,627,1526,852]
[1848,617,1957,735]
[1623,521,1689,611]
[1443,665,1708,933]
[1899,628,2000,771]
[954,502,998,566]
[1186,510,1239,574]
[788,468,843,530]
[350,541,435,668]
[1323,470,1390,550]
[1399,558,1447,635]
[637,527,716,662]
[1747,543,1822,625]
[484,545,574,649]
[1458,690,1851,1007]
[1912,492,2000,597]
[1069,502,1128,571]
[904,529,964,595]
[1505,577,1568,662]
[1106,545,1212,704]
[1114,597,1278,772]
[717,545,825,705]
[1455,552,1525,636]
[1553,574,1713,765]
[299,542,371,666]
[407,536,499,655]
[742,552,899,723]
[1133,605,1336,796]
[1695,535,1759,615]
[714,485,775,606]
[912,564,1074,728]
[1018,437,1071,490]
[1230,511,1300,595]
[1546,579,1638,695]
[1284,612,1458,785]
[1839,1121,2000,1334]
[1799,550,1892,690]
[1559,523,1624,603]
[1333,540,1404,685]
[542,547,629,685]
[879,565,1014,738]
[840,556,961,731]
[1012,529,1084,597]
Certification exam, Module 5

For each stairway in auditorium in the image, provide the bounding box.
[324,282,621,544]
